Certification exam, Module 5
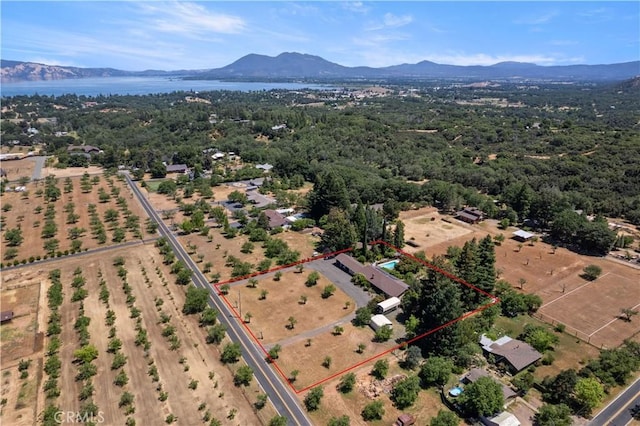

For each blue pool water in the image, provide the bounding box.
[449,386,463,397]
[379,260,399,270]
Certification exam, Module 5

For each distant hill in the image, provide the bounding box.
[2,53,639,83]
[0,60,177,83]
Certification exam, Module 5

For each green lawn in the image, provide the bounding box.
[144,180,162,192]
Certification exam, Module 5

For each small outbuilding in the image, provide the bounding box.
[395,414,416,426]
[370,314,392,331]
[512,229,534,242]
[481,412,521,426]
[0,311,14,323]
[376,297,401,314]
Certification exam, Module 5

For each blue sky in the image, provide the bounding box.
[1,1,638,70]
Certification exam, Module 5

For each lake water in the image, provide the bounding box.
[0,76,336,97]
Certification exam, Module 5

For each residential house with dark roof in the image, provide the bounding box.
[480,334,542,373]
[456,207,485,224]
[462,368,518,401]
[165,164,188,174]
[334,253,409,298]
[263,209,289,229]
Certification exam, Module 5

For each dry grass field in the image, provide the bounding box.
[0,247,271,426]
[228,269,355,345]
[307,359,452,425]
[0,158,36,181]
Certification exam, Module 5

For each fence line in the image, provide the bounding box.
[531,312,608,350]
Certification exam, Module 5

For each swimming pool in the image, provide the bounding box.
[449,386,463,397]
[379,259,399,270]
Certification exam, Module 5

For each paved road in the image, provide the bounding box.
[31,155,47,180]
[123,173,311,426]
[307,259,371,308]
[1,238,158,272]
[591,377,640,426]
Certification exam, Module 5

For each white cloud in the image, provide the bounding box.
[136,1,246,36]
[341,2,369,14]
[515,11,558,25]
[366,12,413,30]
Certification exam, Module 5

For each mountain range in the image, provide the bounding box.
[2,52,639,83]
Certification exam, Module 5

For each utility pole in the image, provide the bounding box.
[238,290,242,320]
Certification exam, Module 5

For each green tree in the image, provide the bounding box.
[420,356,454,388]
[268,416,287,426]
[372,359,389,380]
[391,375,421,409]
[459,376,504,417]
[304,386,324,411]
[308,170,350,219]
[534,404,572,426]
[206,324,226,345]
[374,325,393,342]
[582,264,602,281]
[4,228,23,246]
[353,307,372,327]
[73,345,98,364]
[321,284,336,298]
[430,410,458,426]
[393,220,405,248]
[328,415,351,426]
[220,342,241,364]
[338,373,356,394]
[150,161,167,179]
[233,365,253,386]
[305,271,320,286]
[182,287,209,314]
[361,400,384,421]
[574,378,605,414]
[199,308,218,326]
[320,208,357,251]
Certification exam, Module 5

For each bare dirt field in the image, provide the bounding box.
[400,207,476,252]
[227,269,356,345]
[0,158,36,181]
[0,174,150,263]
[40,165,104,179]
[0,247,271,426]
[536,271,640,348]
[0,265,47,426]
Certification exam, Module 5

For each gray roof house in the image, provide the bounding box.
[480,334,542,373]
[334,253,409,298]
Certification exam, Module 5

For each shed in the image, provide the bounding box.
[370,314,392,331]
[0,311,14,323]
[376,297,401,314]
[512,229,534,242]
[395,414,416,426]
[481,412,521,426]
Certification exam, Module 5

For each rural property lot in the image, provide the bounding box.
[227,269,356,345]
[216,245,497,394]
[399,206,640,349]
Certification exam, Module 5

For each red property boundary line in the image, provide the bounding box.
[213,240,499,394]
